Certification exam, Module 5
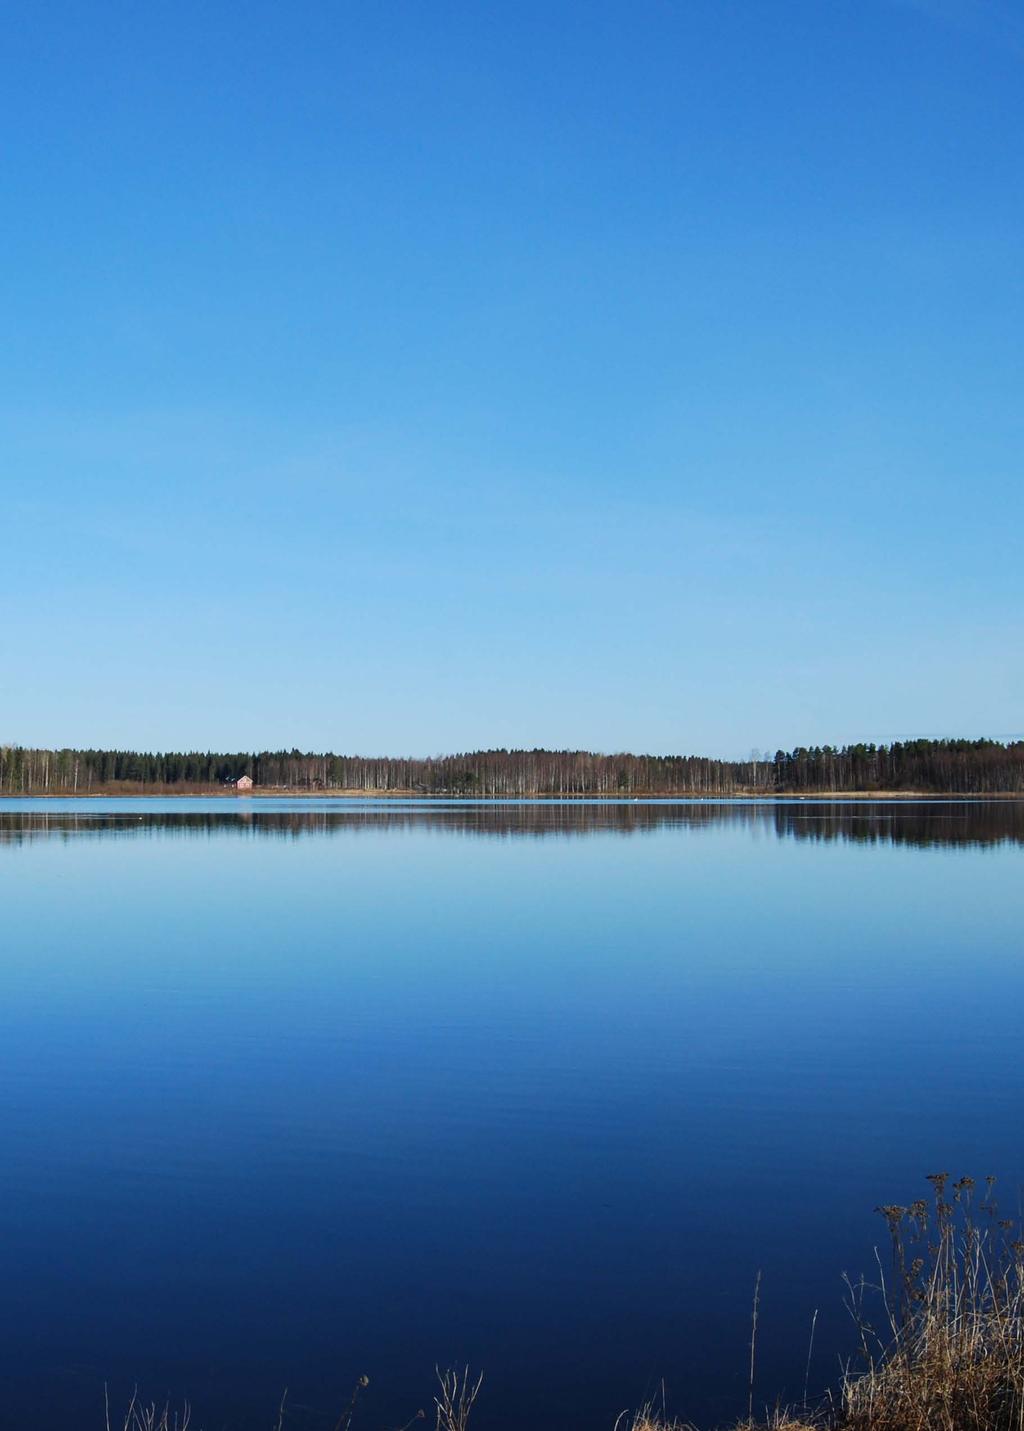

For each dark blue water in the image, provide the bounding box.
[2,799,1022,1431]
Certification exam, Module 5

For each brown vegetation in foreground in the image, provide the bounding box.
[108,1176,1024,1431]
[636,1175,1024,1431]
[840,1175,1024,1431]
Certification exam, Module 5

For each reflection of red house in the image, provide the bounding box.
[236,774,254,791]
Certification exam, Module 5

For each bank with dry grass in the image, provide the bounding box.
[108,1176,1024,1431]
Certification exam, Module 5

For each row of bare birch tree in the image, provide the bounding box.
[1,739,1022,795]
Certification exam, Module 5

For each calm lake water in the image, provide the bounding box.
[2,798,1023,1431]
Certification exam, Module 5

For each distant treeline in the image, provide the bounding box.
[2,739,1023,795]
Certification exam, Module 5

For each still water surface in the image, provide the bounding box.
[1,799,1022,1430]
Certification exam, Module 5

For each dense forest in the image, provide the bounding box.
[1,739,1023,795]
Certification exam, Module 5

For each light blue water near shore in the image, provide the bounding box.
[1,799,1022,1431]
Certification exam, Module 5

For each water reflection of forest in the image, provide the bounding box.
[2,800,1023,848]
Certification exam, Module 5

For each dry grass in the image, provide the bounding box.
[839,1174,1024,1431]
[667,1174,1024,1431]
[622,1412,815,1431]
[617,1408,697,1431]
[435,1367,484,1431]
[614,1176,1024,1431]
[733,1421,817,1431]
[105,1388,192,1431]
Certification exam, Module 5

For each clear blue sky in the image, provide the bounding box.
[3,0,1021,757]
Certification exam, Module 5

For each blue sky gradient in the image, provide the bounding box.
[3,0,1021,756]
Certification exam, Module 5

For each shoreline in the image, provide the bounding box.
[3,788,1022,801]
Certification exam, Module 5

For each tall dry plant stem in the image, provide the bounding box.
[749,1269,762,1422]
[333,1374,370,1431]
[434,1366,483,1431]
